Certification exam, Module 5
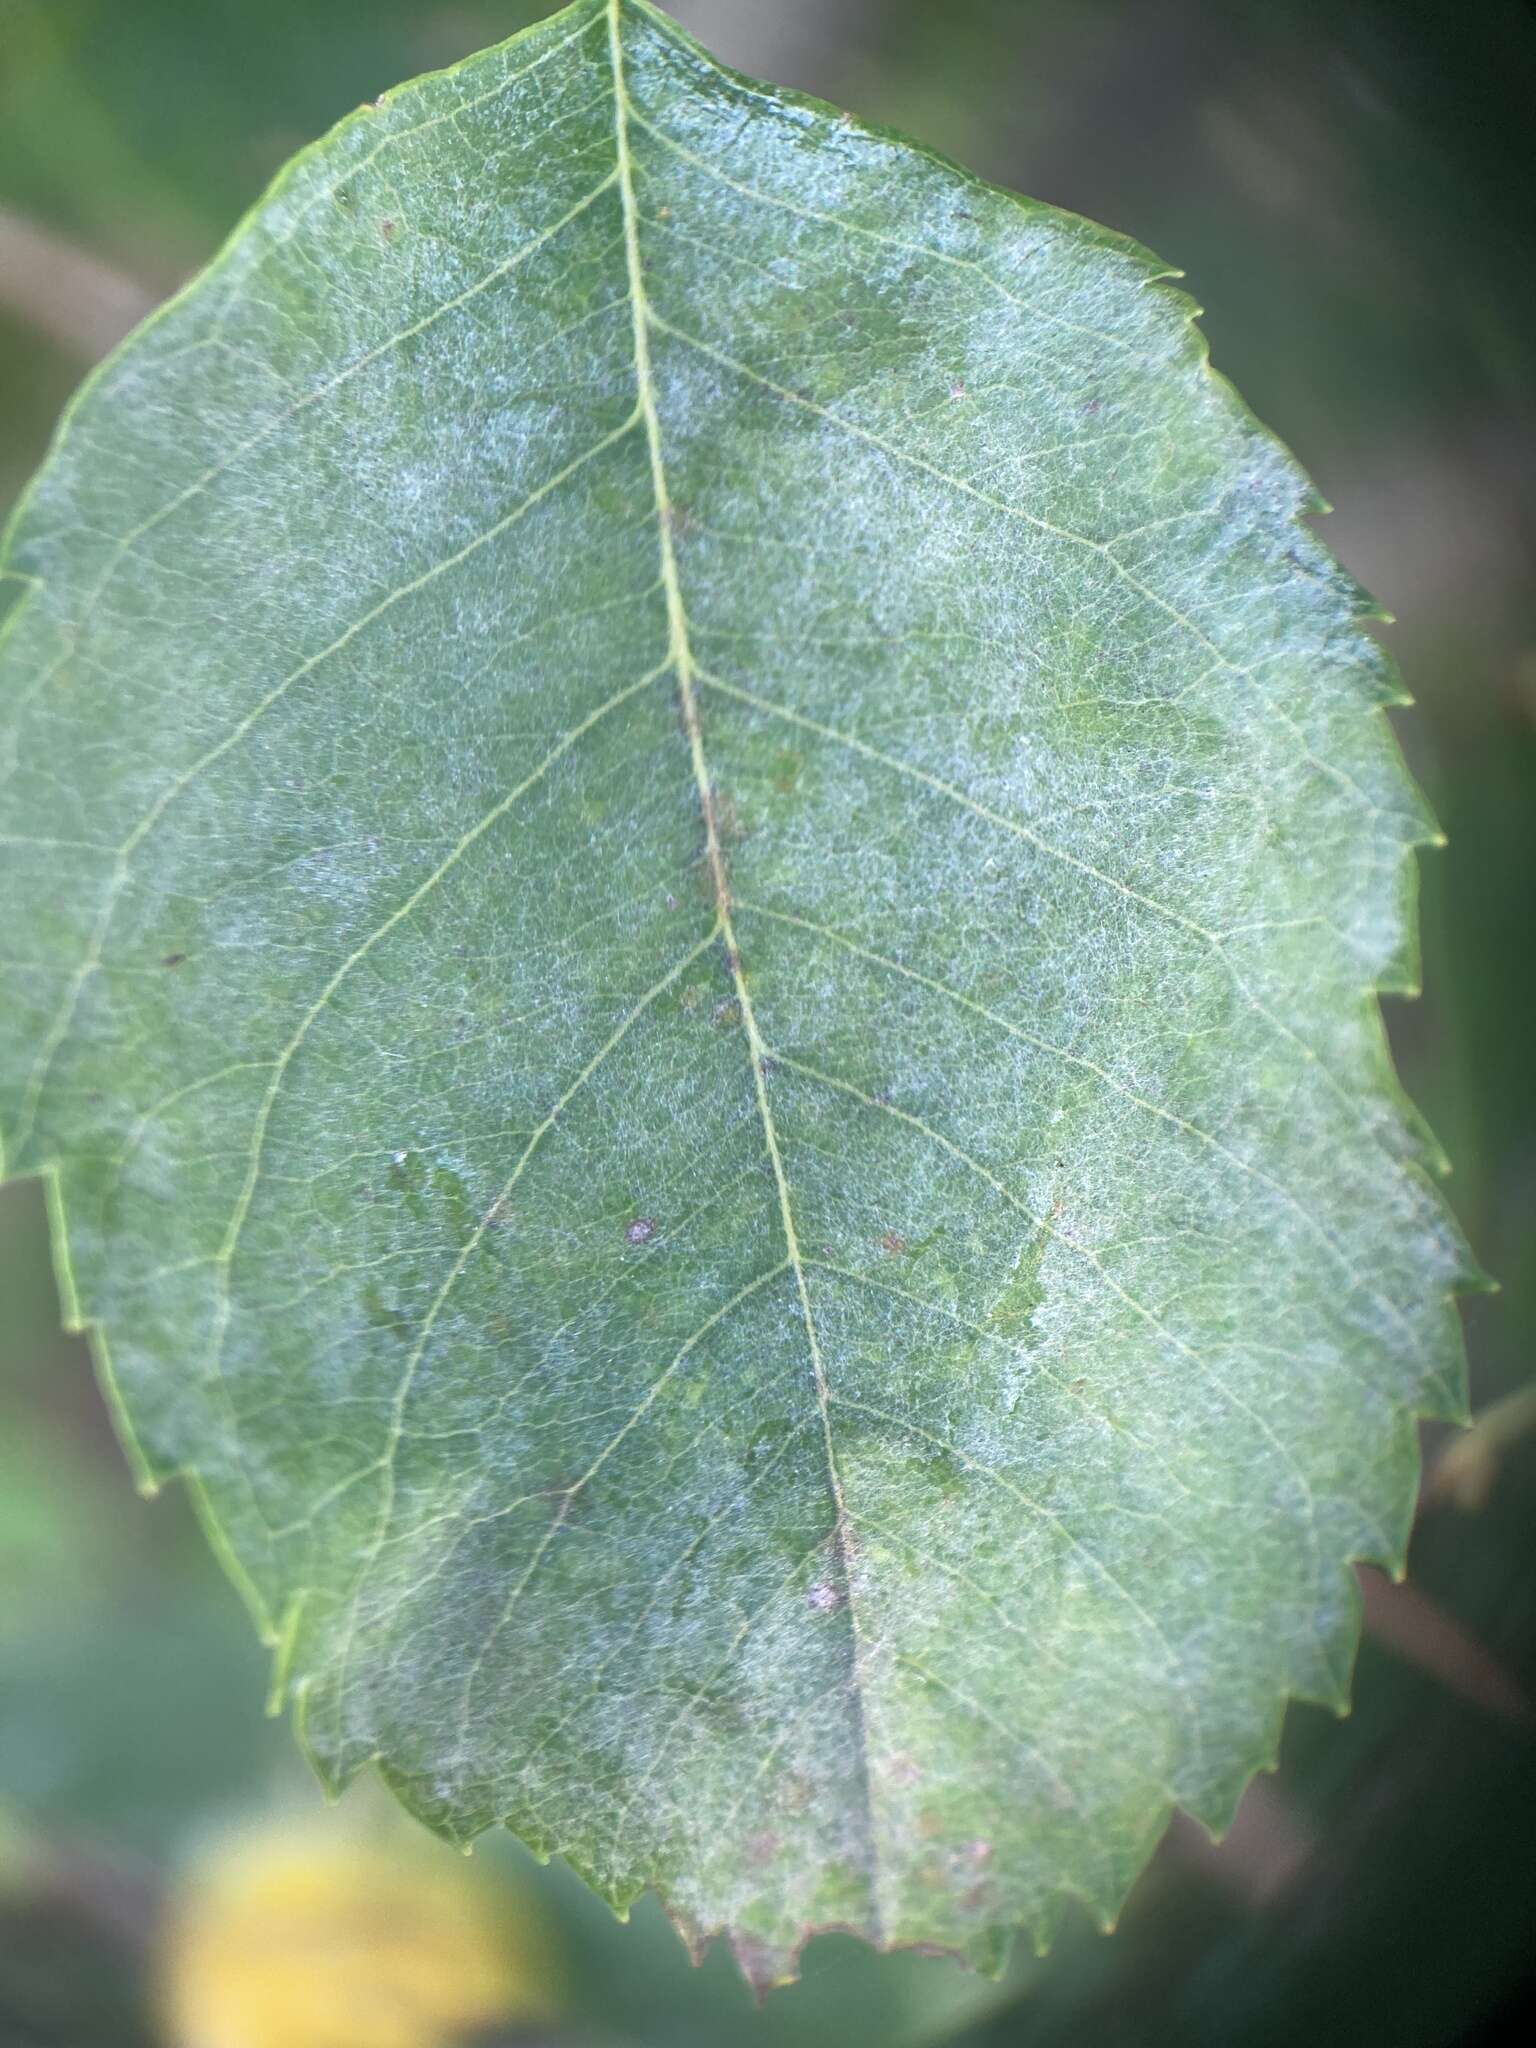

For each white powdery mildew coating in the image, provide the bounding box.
[0,0,1473,1982]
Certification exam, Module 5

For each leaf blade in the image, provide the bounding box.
[0,0,1471,1976]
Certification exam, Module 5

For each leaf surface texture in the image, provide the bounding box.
[0,0,1471,1976]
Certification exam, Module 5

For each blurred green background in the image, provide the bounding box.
[2,1,1533,2043]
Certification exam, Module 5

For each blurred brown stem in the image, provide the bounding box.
[0,208,157,363]
[1357,1564,1533,1725]
[1424,1382,1536,1512]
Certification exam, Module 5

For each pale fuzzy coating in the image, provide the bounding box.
[0,0,1473,1986]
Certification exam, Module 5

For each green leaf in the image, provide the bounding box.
[0,0,1474,1981]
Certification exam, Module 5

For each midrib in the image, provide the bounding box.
[605,0,881,1931]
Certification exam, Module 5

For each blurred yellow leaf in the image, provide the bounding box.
[158,1810,558,2048]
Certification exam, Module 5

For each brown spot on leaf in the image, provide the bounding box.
[379,218,396,241]
[880,1231,908,1256]
[807,1579,844,1613]
[625,1216,657,1246]
[160,952,187,969]
[728,1931,782,1997]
